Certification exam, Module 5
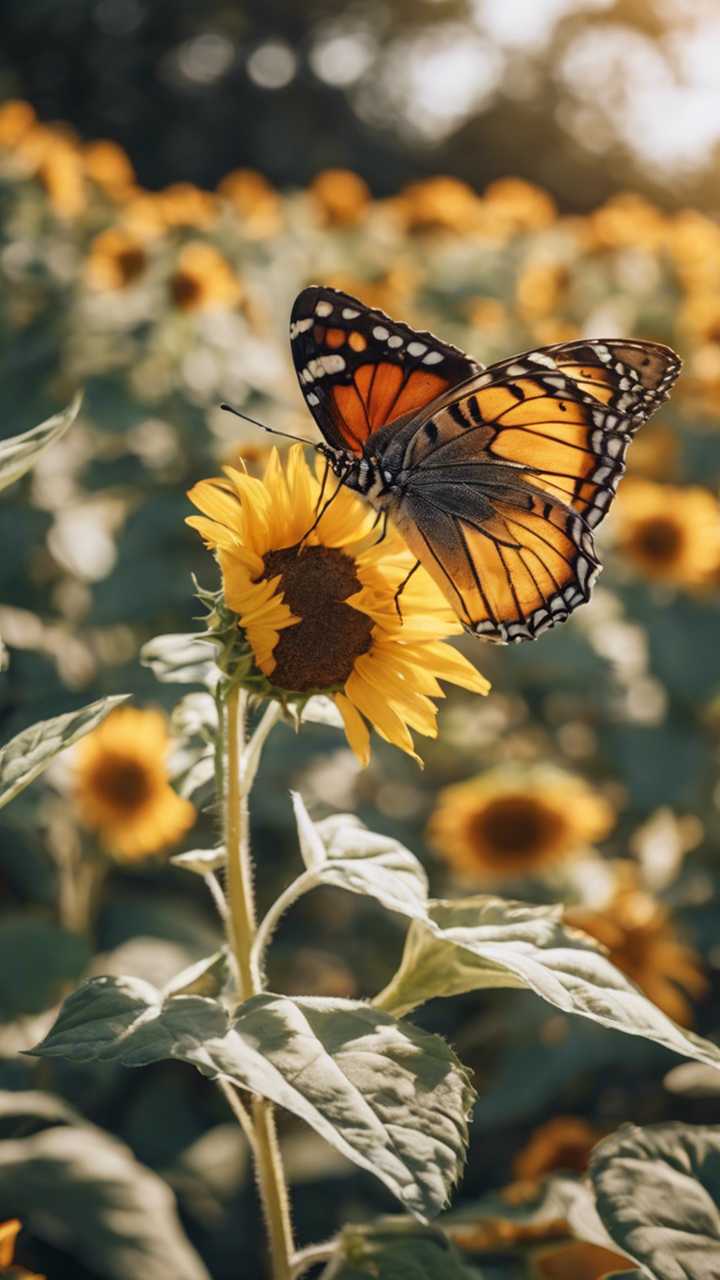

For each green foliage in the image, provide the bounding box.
[0,393,81,494]
[322,1220,474,1279]
[0,694,129,809]
[0,916,90,1017]
[589,1124,720,1279]
[34,980,474,1221]
[0,1091,209,1280]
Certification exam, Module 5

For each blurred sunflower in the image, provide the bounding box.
[515,262,570,324]
[586,192,667,252]
[566,878,706,1025]
[392,176,481,235]
[0,1219,44,1278]
[187,445,489,764]
[531,1240,632,1280]
[513,1116,602,1181]
[74,706,195,860]
[482,177,556,234]
[309,168,371,226]
[156,181,217,229]
[613,479,720,587]
[168,242,242,312]
[82,139,135,202]
[217,168,282,237]
[428,765,614,880]
[22,129,86,219]
[0,99,36,149]
[86,228,148,290]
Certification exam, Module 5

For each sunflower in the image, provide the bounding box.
[217,168,282,237]
[309,168,371,226]
[0,99,36,149]
[513,1116,602,1182]
[481,177,556,233]
[168,242,242,312]
[187,446,489,764]
[156,181,217,229]
[82,139,135,201]
[428,765,614,880]
[86,228,148,290]
[21,129,86,219]
[566,878,706,1026]
[392,176,481,235]
[73,706,196,860]
[586,192,667,252]
[613,479,720,587]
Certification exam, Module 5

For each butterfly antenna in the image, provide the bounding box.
[220,402,316,447]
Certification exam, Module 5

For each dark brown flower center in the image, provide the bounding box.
[91,755,153,811]
[262,543,372,692]
[469,795,559,868]
[632,515,683,563]
[116,246,146,285]
[169,271,202,309]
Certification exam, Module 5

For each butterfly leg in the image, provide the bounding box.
[313,454,331,514]
[393,559,422,622]
[298,468,351,549]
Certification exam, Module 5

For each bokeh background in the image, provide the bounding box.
[2,1,720,1277]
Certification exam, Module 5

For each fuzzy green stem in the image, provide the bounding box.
[224,685,295,1280]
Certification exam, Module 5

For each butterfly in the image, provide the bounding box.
[290,285,681,643]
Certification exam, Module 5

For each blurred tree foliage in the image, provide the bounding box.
[1,0,720,210]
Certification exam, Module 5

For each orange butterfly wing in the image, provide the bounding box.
[290,285,480,454]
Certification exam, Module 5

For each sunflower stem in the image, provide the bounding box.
[224,685,295,1280]
[251,868,318,983]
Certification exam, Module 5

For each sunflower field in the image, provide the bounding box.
[2,92,720,1280]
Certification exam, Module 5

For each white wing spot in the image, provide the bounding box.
[315,301,333,317]
[373,325,390,341]
[387,335,403,349]
[290,317,313,338]
[306,392,319,405]
[407,341,427,357]
[423,350,444,365]
[342,307,360,319]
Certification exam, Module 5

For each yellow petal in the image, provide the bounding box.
[335,693,371,766]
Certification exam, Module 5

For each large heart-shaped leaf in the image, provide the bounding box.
[0,1122,209,1280]
[589,1123,720,1280]
[33,979,474,1221]
[374,898,720,1072]
[141,632,219,685]
[0,694,128,810]
[0,393,82,493]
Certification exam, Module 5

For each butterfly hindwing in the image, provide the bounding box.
[290,285,481,455]
[394,337,680,642]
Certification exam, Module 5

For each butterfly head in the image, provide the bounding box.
[317,442,397,507]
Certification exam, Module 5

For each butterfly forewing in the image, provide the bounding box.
[290,285,481,454]
[290,287,682,644]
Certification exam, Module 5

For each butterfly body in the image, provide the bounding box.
[291,285,681,644]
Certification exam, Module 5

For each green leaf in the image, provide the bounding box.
[0,916,91,1016]
[0,693,129,810]
[0,392,82,493]
[322,1219,474,1279]
[292,795,429,918]
[141,632,219,684]
[374,897,720,1072]
[33,980,474,1221]
[589,1123,720,1280]
[171,847,226,875]
[0,1122,209,1280]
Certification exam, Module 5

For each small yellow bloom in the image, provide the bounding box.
[614,479,720,587]
[217,168,282,237]
[83,139,136,201]
[156,181,217,229]
[74,706,196,860]
[187,446,489,764]
[429,765,614,880]
[309,168,371,226]
[482,177,556,233]
[86,228,148,290]
[566,878,706,1026]
[20,128,86,219]
[0,1219,45,1278]
[515,262,570,323]
[586,192,667,252]
[393,176,481,234]
[323,266,417,316]
[0,100,36,149]
[168,242,242,312]
[513,1115,602,1181]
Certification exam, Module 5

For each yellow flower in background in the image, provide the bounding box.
[566,878,706,1026]
[531,1240,633,1280]
[393,176,481,234]
[168,242,242,311]
[18,127,87,219]
[217,168,282,237]
[74,706,195,860]
[86,228,148,290]
[82,139,136,201]
[586,192,668,252]
[513,1116,602,1181]
[614,479,720,587]
[187,445,489,765]
[667,210,720,293]
[467,296,509,336]
[309,168,371,226]
[156,181,217,229]
[323,266,418,316]
[0,99,36,149]
[429,765,614,880]
[481,177,556,233]
[515,262,570,323]
[625,420,678,480]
